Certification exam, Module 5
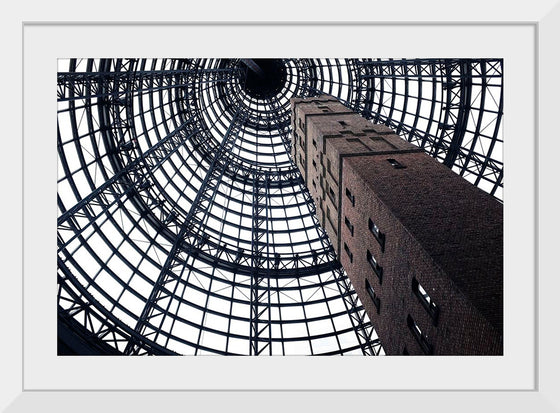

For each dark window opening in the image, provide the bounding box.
[387,158,406,169]
[312,138,317,148]
[312,159,317,170]
[339,120,348,127]
[365,279,380,314]
[328,186,336,204]
[344,216,354,236]
[344,243,353,263]
[326,159,337,183]
[368,218,385,252]
[366,249,383,283]
[327,206,337,235]
[412,278,440,326]
[407,315,433,355]
[345,187,355,206]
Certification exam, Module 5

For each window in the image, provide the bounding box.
[387,158,406,169]
[344,216,354,236]
[344,243,353,263]
[345,187,355,206]
[407,315,433,355]
[368,218,385,252]
[339,120,348,127]
[327,158,332,174]
[412,278,440,326]
[327,158,337,182]
[327,206,337,235]
[365,279,380,314]
[366,249,383,283]
[328,186,336,204]
[312,159,317,170]
[312,138,317,148]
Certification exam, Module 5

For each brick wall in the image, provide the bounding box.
[291,95,503,355]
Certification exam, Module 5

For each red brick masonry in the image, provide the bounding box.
[291,95,503,355]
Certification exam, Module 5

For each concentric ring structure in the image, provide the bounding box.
[57,58,503,355]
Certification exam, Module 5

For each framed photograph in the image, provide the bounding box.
[4,0,558,411]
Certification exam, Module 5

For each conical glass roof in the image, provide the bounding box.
[57,58,502,355]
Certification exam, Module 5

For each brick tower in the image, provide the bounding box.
[291,95,503,355]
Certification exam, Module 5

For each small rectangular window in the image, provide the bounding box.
[368,218,385,252]
[328,185,336,204]
[344,243,353,263]
[312,159,317,170]
[327,206,337,235]
[344,216,354,236]
[365,279,380,314]
[345,188,355,206]
[387,158,406,169]
[339,120,348,127]
[366,249,383,283]
[312,139,317,148]
[412,278,440,326]
[326,158,337,182]
[407,314,433,355]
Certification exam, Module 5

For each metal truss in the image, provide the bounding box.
[351,58,503,198]
[57,58,503,355]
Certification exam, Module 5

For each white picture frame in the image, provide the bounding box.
[3,0,559,411]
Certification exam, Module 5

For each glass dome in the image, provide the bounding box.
[57,58,503,355]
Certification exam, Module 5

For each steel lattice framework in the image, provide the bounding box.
[57,58,503,355]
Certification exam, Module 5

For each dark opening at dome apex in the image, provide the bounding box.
[241,58,287,99]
